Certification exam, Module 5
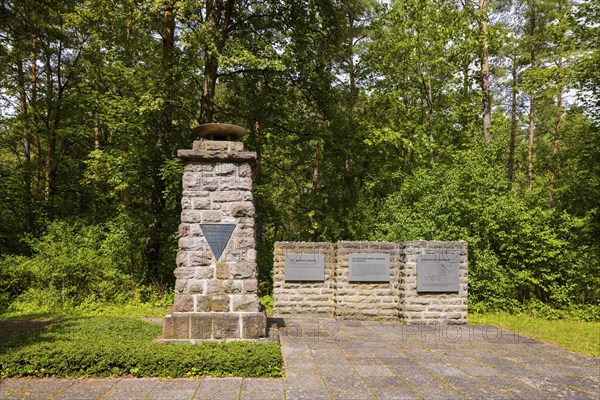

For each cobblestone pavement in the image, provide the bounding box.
[1,318,598,399]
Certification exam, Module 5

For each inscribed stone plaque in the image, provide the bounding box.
[284,254,325,281]
[348,253,390,282]
[417,253,460,292]
[199,224,236,261]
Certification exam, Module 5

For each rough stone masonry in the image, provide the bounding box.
[162,139,266,341]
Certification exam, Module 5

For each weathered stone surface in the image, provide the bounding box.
[196,295,211,312]
[212,191,243,202]
[243,279,258,294]
[229,262,256,279]
[211,295,230,312]
[216,262,229,279]
[175,279,187,294]
[231,294,260,312]
[231,202,255,217]
[201,210,221,223]
[173,295,194,312]
[162,315,189,339]
[241,313,266,338]
[222,280,242,294]
[188,279,205,294]
[174,266,194,279]
[212,314,240,339]
[190,315,213,340]
[192,197,211,210]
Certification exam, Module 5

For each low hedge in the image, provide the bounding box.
[0,316,282,378]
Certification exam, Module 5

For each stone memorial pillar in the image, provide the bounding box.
[162,123,266,341]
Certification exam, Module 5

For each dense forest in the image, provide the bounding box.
[0,0,598,319]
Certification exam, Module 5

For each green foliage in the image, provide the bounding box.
[0,219,161,316]
[374,141,599,315]
[0,0,598,319]
[0,317,283,378]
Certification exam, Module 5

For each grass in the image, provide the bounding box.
[0,316,283,378]
[469,313,600,358]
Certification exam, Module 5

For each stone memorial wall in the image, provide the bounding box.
[273,242,335,317]
[273,240,468,325]
[334,242,400,320]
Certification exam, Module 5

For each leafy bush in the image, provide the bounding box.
[0,317,282,378]
[0,219,158,316]
[375,145,600,318]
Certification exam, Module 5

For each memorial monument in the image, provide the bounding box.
[162,123,266,341]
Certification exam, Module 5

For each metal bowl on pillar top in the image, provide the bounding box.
[193,123,247,141]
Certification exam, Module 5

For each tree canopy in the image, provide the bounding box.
[0,0,598,318]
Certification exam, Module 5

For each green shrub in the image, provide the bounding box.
[0,317,283,378]
[0,219,157,316]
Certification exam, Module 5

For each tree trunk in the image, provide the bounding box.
[31,36,40,193]
[312,143,321,193]
[548,57,563,209]
[143,0,176,283]
[199,0,233,124]
[480,0,492,142]
[507,54,517,190]
[527,16,537,193]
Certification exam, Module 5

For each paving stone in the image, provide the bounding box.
[112,378,159,391]
[361,376,408,389]
[354,364,396,377]
[323,375,368,389]
[239,390,284,399]
[284,388,331,399]
[416,389,466,399]
[330,388,377,399]
[146,389,197,400]
[458,389,511,399]
[371,389,422,400]
[283,377,326,389]
[99,390,151,400]
[3,392,53,400]
[241,378,283,391]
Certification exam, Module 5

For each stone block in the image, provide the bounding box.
[189,251,212,267]
[216,262,229,279]
[201,210,221,223]
[214,163,236,175]
[231,294,260,312]
[174,266,194,279]
[229,262,256,279]
[222,280,242,294]
[188,279,205,294]
[173,295,194,312]
[181,211,202,223]
[231,202,255,217]
[211,295,230,312]
[199,177,219,191]
[190,314,213,340]
[175,279,187,294]
[221,179,252,191]
[196,295,211,312]
[178,237,203,251]
[192,197,211,210]
[206,280,221,294]
[213,314,240,339]
[163,315,189,339]
[241,313,266,338]
[212,191,243,202]
[195,266,214,279]
[243,279,258,294]
[238,163,252,178]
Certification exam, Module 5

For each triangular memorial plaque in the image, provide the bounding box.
[200,223,236,261]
